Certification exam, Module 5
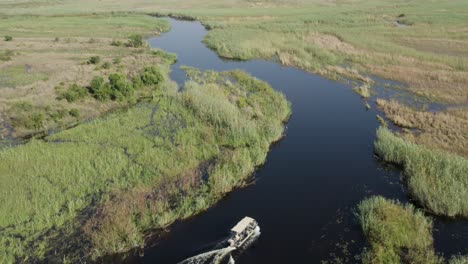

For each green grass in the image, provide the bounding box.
[0,69,290,262]
[0,13,170,38]
[374,127,468,218]
[0,65,48,88]
[358,196,442,264]
[353,84,371,98]
[449,255,468,264]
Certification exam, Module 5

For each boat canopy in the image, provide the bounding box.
[231,216,255,234]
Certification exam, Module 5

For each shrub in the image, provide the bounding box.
[4,35,13,41]
[109,73,134,99]
[110,40,123,47]
[69,108,80,118]
[132,75,144,90]
[90,76,111,101]
[88,56,101,65]
[63,84,88,102]
[140,66,164,86]
[49,109,67,123]
[127,34,144,48]
[102,62,111,69]
[31,112,45,130]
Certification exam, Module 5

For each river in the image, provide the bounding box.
[137,18,467,263]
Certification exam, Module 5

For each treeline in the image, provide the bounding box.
[62,66,164,103]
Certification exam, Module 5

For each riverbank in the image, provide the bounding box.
[0,68,290,262]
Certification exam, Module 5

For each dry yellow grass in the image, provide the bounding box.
[376,99,468,158]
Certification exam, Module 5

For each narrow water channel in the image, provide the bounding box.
[140,18,467,263]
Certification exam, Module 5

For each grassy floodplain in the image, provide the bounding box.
[0,69,290,262]
[0,13,171,139]
[2,1,467,103]
[1,0,467,262]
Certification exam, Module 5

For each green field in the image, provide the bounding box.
[0,14,170,38]
[0,69,290,262]
[3,0,466,103]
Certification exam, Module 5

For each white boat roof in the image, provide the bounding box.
[231,217,255,233]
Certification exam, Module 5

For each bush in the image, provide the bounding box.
[110,40,123,47]
[109,73,134,99]
[63,84,88,102]
[4,35,13,41]
[49,109,67,123]
[132,75,144,90]
[102,62,111,69]
[31,112,45,130]
[69,108,80,118]
[127,34,144,48]
[90,76,111,101]
[140,66,164,86]
[88,56,101,65]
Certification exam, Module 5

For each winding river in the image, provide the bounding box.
[138,18,467,263]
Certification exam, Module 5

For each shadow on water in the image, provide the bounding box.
[136,18,467,263]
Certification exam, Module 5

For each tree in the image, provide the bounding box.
[140,66,164,86]
[127,34,144,48]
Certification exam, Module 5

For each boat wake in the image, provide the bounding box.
[178,226,260,264]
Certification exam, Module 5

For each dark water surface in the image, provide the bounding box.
[141,18,467,263]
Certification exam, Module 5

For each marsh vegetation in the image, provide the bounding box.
[0,69,290,262]
[358,196,442,264]
[0,0,467,262]
[374,127,468,218]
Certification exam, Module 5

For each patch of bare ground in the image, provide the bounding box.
[306,33,361,55]
[0,37,167,138]
[376,99,468,158]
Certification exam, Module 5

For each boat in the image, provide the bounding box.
[227,216,259,248]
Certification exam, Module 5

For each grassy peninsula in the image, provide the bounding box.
[0,69,290,262]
